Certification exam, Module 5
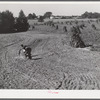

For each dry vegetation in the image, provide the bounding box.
[0,18,100,89]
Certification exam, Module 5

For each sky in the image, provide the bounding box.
[0,2,100,17]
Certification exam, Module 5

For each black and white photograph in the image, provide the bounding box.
[0,1,100,91]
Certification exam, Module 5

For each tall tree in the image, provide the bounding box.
[27,13,33,19]
[44,12,52,19]
[38,16,44,22]
[27,13,36,19]
[0,10,15,33]
[18,10,26,18]
[15,10,29,32]
[32,13,37,19]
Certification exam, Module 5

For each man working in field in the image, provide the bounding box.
[19,44,32,59]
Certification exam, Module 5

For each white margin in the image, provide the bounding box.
[0,1,100,99]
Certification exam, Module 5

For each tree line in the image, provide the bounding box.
[1,9,100,34]
[0,10,29,33]
[81,11,100,18]
[0,10,52,33]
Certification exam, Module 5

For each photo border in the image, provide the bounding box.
[0,1,100,99]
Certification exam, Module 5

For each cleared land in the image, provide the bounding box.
[0,19,100,89]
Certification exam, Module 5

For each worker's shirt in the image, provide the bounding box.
[22,49,25,53]
[19,49,26,57]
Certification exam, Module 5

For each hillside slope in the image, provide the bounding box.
[0,26,100,89]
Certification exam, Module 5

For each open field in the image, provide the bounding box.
[1,19,100,89]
